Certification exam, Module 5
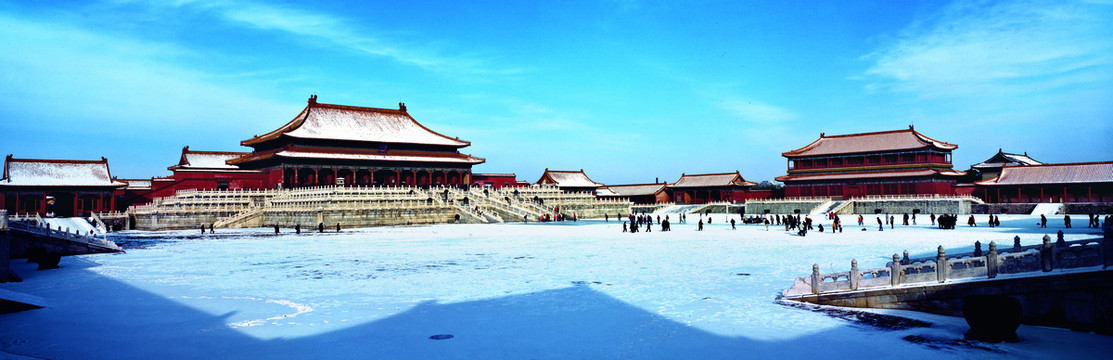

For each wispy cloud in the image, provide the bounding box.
[0,11,292,166]
[861,0,1113,98]
[128,0,522,77]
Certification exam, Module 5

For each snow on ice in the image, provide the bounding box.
[1,214,1111,359]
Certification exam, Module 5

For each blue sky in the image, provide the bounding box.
[1,0,1110,184]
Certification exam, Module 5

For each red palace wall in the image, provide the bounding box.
[172,171,273,191]
[472,174,519,189]
[784,180,956,198]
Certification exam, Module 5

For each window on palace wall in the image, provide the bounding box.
[830,158,843,167]
[217,181,229,191]
[816,159,828,167]
[900,154,914,163]
[883,155,897,164]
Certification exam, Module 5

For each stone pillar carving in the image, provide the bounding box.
[1056,230,1065,248]
[811,264,820,294]
[974,241,982,257]
[1014,236,1022,252]
[850,259,859,291]
[901,250,909,265]
[936,246,947,283]
[1041,234,1053,272]
[891,254,901,286]
[987,241,998,279]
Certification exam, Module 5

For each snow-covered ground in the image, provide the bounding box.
[1,214,1110,359]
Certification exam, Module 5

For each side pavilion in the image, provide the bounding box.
[1,155,127,217]
[667,172,756,204]
[975,161,1113,203]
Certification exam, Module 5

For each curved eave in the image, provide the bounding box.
[400,111,471,147]
[242,105,309,147]
[911,130,959,151]
[781,137,825,157]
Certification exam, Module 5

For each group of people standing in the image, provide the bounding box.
[622,213,673,232]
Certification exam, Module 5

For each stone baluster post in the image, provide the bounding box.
[1056,230,1065,248]
[987,241,998,279]
[974,241,982,257]
[901,250,909,265]
[850,259,859,291]
[1041,234,1053,272]
[811,264,820,294]
[936,246,947,283]
[890,254,901,286]
[1014,236,1022,252]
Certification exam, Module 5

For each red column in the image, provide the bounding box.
[1063,187,1067,203]
[41,192,47,216]
[395,170,401,186]
[1088,186,1093,202]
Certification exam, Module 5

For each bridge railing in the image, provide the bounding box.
[6,218,123,252]
[782,234,1109,297]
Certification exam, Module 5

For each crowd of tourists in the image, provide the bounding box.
[610,210,1110,235]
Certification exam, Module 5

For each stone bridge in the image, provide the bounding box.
[2,210,124,283]
[781,224,1113,334]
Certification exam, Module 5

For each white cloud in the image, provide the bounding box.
[862,0,1113,98]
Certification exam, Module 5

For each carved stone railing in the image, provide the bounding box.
[6,216,123,252]
[783,234,1109,297]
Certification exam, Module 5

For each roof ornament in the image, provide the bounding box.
[909,124,914,130]
[308,95,317,104]
[399,102,407,112]
[820,132,825,137]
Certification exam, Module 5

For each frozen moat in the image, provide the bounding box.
[2,215,1111,359]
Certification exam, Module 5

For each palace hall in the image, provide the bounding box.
[776,126,965,198]
[228,96,485,189]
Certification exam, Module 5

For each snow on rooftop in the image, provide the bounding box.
[181,152,244,170]
[2,158,125,187]
[603,183,665,196]
[267,103,468,147]
[538,170,603,188]
[670,172,755,188]
[121,179,153,190]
